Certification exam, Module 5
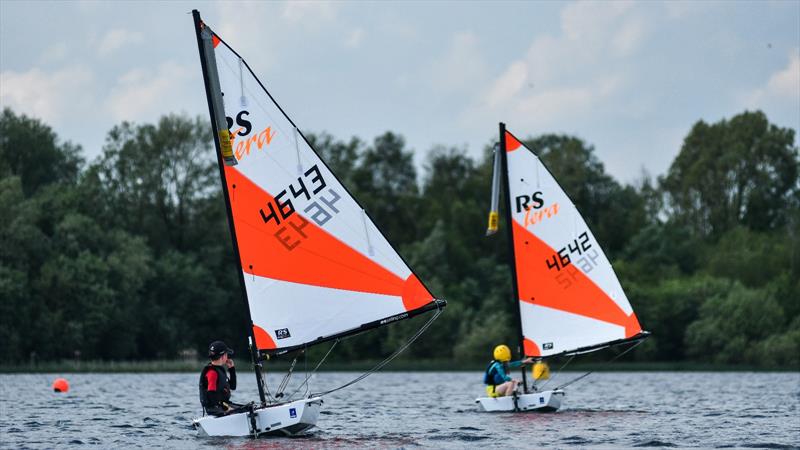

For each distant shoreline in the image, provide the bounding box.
[1,360,797,373]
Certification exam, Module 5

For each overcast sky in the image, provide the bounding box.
[1,0,798,183]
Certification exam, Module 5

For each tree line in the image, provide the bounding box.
[0,108,797,367]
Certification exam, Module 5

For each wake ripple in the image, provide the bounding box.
[634,440,677,447]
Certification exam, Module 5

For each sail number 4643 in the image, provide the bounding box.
[258,164,342,251]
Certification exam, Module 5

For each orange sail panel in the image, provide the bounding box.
[512,221,639,334]
[226,166,433,309]
[227,166,405,296]
[505,132,522,152]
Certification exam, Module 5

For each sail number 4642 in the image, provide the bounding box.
[545,231,592,271]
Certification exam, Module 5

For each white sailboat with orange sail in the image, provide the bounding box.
[476,123,649,412]
[190,10,445,436]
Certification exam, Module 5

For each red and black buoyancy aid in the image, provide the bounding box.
[198,364,235,408]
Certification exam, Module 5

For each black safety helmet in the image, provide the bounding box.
[208,340,234,359]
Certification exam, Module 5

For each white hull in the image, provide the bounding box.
[193,397,322,437]
[475,389,564,412]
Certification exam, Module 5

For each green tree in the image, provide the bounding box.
[753,316,800,367]
[0,108,83,196]
[306,132,363,188]
[704,226,790,288]
[626,276,733,361]
[88,114,218,253]
[684,283,785,364]
[661,110,799,238]
[619,221,699,282]
[351,132,420,245]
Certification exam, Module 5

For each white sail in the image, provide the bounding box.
[502,128,643,358]
[201,26,439,354]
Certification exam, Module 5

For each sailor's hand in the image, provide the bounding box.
[226,358,235,369]
[522,357,534,364]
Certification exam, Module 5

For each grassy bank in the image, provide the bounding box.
[1,359,797,373]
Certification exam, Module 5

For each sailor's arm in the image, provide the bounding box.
[205,370,223,405]
[227,359,237,390]
[508,357,534,369]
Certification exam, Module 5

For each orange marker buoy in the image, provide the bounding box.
[52,378,69,393]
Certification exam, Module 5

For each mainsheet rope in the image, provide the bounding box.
[553,338,645,390]
[310,307,443,398]
[533,354,574,392]
[284,339,339,401]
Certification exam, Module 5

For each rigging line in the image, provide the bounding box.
[554,339,645,390]
[217,54,293,141]
[238,57,247,108]
[293,126,303,175]
[275,354,299,397]
[302,343,310,399]
[259,362,276,403]
[285,339,339,401]
[533,355,574,392]
[311,308,443,398]
[361,209,375,256]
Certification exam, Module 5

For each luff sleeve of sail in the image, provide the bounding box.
[199,23,237,166]
[486,143,501,236]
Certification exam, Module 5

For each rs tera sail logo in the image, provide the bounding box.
[225,109,276,162]
[515,191,559,228]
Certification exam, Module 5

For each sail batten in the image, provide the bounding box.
[199,24,441,355]
[501,126,644,358]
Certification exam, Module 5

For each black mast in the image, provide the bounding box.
[192,9,267,406]
[498,122,529,393]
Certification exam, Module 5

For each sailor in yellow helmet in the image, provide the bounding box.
[483,344,533,398]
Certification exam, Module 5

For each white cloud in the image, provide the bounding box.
[469,1,651,129]
[612,16,646,56]
[429,32,488,93]
[515,76,624,120]
[739,49,800,140]
[561,1,635,42]
[212,1,343,76]
[743,49,800,108]
[97,29,144,56]
[281,0,337,24]
[486,61,527,108]
[663,1,708,19]
[345,28,364,49]
[105,61,191,121]
[0,66,94,124]
[39,42,69,65]
[215,2,273,55]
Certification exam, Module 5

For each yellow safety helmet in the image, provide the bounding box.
[493,344,511,362]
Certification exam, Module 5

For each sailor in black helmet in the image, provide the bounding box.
[198,340,244,416]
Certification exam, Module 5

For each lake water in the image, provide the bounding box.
[1,371,798,448]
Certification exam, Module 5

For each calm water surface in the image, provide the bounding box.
[1,371,798,449]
